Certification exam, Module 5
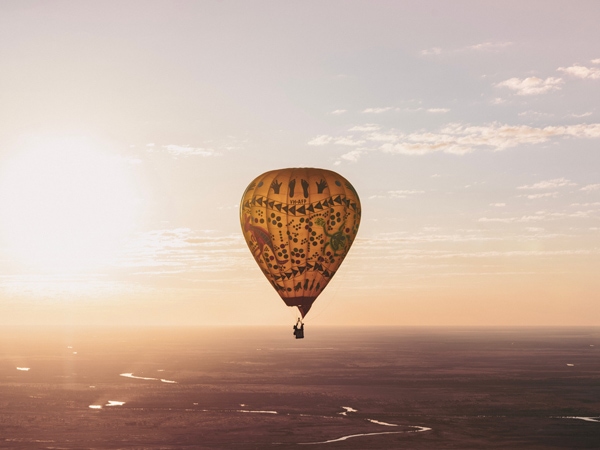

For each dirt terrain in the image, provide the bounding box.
[1,326,599,449]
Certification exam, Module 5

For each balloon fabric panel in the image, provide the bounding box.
[240,168,361,318]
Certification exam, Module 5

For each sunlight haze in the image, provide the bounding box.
[0,0,599,326]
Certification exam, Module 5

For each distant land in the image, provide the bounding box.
[1,326,599,449]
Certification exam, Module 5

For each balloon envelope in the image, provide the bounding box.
[240,167,361,318]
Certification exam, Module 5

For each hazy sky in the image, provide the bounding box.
[1,1,599,326]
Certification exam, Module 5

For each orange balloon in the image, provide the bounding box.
[240,168,361,318]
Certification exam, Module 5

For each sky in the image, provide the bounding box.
[0,0,599,327]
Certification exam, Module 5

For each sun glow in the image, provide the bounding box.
[0,137,139,272]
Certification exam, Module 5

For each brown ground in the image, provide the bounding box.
[1,326,599,449]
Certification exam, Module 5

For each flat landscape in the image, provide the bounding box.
[1,326,599,449]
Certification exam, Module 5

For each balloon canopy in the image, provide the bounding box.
[240,168,361,318]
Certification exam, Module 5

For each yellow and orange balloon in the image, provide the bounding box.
[240,168,361,318]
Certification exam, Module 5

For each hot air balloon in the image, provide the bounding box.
[240,168,361,328]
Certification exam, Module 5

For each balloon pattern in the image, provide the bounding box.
[240,168,361,318]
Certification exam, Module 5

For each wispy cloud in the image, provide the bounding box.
[161,145,218,157]
[571,202,600,207]
[388,190,425,198]
[479,209,597,224]
[339,150,364,162]
[421,47,442,56]
[308,135,364,146]
[379,123,600,155]
[365,230,499,244]
[369,190,425,199]
[334,137,365,146]
[580,183,600,191]
[358,106,446,115]
[520,192,559,200]
[350,233,597,267]
[330,109,347,115]
[467,41,513,51]
[118,228,246,273]
[490,203,506,207]
[309,122,600,157]
[569,112,593,118]
[558,64,600,80]
[517,178,576,190]
[518,110,554,120]
[0,273,150,299]
[478,215,547,223]
[568,210,595,218]
[496,77,563,95]
[421,41,512,56]
[362,107,396,114]
[348,124,381,132]
[307,135,333,146]
[525,227,545,232]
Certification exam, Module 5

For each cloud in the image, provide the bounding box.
[467,41,513,51]
[307,135,333,146]
[517,178,576,190]
[334,137,365,146]
[463,249,595,258]
[369,190,425,199]
[571,202,600,207]
[421,42,512,56]
[421,47,442,56]
[496,77,563,95]
[309,122,600,156]
[569,112,593,118]
[339,150,364,162]
[348,124,381,132]
[558,65,600,80]
[478,215,546,223]
[568,210,595,218]
[521,192,559,199]
[362,107,396,114]
[217,204,239,210]
[592,59,600,65]
[367,230,499,244]
[0,274,148,300]
[388,190,425,198]
[381,122,600,155]
[308,135,364,146]
[353,235,595,264]
[478,208,597,224]
[490,203,506,207]
[518,110,554,120]
[119,228,246,273]
[580,183,600,191]
[330,109,347,115]
[360,106,448,115]
[161,145,217,157]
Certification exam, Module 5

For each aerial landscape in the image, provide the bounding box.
[2,327,599,448]
[0,1,599,448]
